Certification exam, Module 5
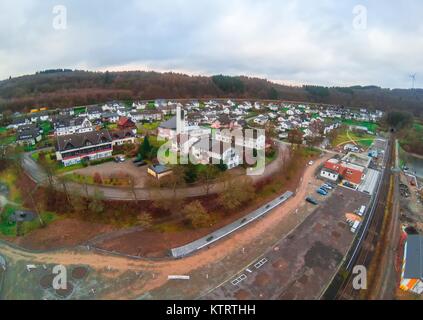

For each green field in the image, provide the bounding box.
[413,122,423,132]
[39,121,52,135]
[141,121,161,131]
[341,119,378,132]
[332,129,375,149]
[0,135,16,146]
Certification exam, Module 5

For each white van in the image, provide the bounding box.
[358,205,366,217]
[351,221,360,233]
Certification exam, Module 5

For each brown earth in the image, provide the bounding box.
[12,218,115,250]
[8,146,310,260]
[89,150,309,257]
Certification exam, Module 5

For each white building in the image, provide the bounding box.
[54,117,94,136]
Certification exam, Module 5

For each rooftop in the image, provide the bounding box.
[404,235,423,280]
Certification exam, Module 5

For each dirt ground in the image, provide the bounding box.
[12,219,116,250]
[85,150,306,258]
[70,160,150,187]
[11,145,295,257]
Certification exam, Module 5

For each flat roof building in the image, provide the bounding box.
[400,235,423,294]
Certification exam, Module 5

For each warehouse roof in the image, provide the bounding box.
[404,235,423,280]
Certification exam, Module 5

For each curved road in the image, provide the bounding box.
[22,143,288,201]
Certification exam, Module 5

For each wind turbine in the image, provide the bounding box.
[409,73,417,89]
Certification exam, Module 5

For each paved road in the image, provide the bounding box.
[22,143,288,201]
[171,191,293,258]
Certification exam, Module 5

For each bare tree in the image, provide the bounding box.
[218,176,255,211]
[137,211,153,229]
[128,175,138,203]
[198,165,220,196]
[183,200,212,228]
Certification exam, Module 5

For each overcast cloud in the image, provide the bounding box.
[0,0,422,88]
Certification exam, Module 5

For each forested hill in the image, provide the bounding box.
[0,69,422,117]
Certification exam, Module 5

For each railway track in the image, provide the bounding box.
[322,135,394,300]
[336,136,394,300]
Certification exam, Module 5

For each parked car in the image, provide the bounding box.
[343,181,355,189]
[114,156,126,163]
[306,197,318,205]
[357,205,366,217]
[325,182,336,188]
[316,188,328,196]
[351,221,360,233]
[321,184,332,192]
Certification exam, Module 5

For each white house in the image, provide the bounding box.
[191,138,241,170]
[55,130,113,167]
[54,116,94,136]
[215,129,265,150]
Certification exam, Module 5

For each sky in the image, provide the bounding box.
[0,0,422,88]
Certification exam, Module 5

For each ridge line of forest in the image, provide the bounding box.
[0,69,421,117]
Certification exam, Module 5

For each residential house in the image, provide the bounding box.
[215,129,266,150]
[117,117,136,131]
[53,116,94,136]
[102,112,120,124]
[7,117,31,130]
[191,138,241,170]
[16,124,42,146]
[253,115,269,126]
[86,105,103,121]
[55,130,113,167]
[211,114,238,130]
[110,129,136,146]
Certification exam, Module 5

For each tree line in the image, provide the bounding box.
[1,70,423,118]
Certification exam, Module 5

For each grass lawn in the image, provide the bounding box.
[65,173,95,184]
[413,122,423,132]
[148,135,167,149]
[0,135,16,145]
[0,127,8,134]
[341,119,379,133]
[39,121,52,135]
[142,121,160,131]
[332,129,375,149]
[55,163,87,174]
[0,206,17,236]
[106,123,118,130]
[0,168,21,203]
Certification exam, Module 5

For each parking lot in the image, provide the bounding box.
[204,186,371,300]
[70,159,150,187]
